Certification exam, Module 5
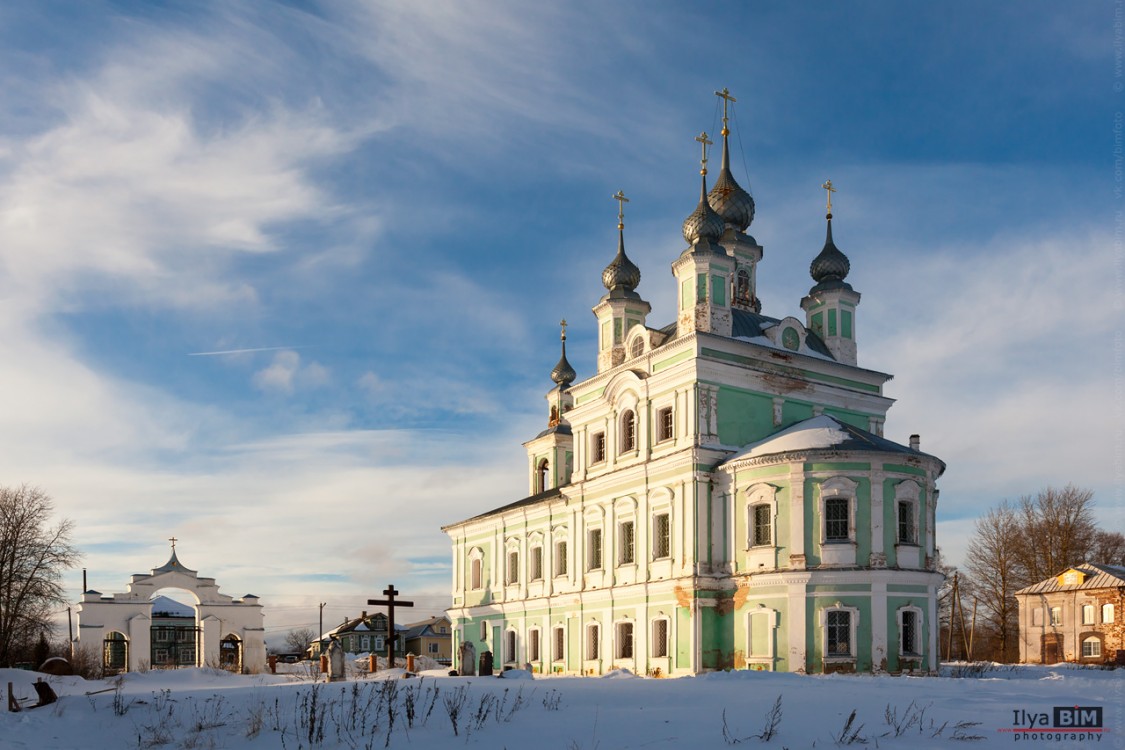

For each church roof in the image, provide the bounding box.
[1015,563,1125,596]
[721,415,942,470]
[152,548,197,576]
[443,487,563,529]
[651,309,835,360]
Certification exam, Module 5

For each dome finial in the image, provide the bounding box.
[613,189,628,231]
[682,132,725,246]
[716,87,735,140]
[822,179,836,219]
[810,179,851,287]
[708,89,755,231]
[550,318,576,388]
[602,190,641,295]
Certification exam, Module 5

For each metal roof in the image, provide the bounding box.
[1016,563,1125,595]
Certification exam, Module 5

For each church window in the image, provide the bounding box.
[1049,607,1062,626]
[900,609,920,656]
[631,337,645,358]
[470,558,482,590]
[653,513,670,559]
[528,628,540,662]
[711,274,726,306]
[504,630,517,664]
[553,626,565,662]
[826,610,852,657]
[530,546,543,581]
[897,500,916,544]
[586,623,600,660]
[1082,636,1102,659]
[587,529,603,570]
[651,619,669,658]
[506,550,519,585]
[621,410,637,452]
[554,540,568,576]
[734,269,751,306]
[615,622,634,659]
[781,327,800,351]
[842,310,853,338]
[479,622,488,641]
[537,459,549,493]
[751,503,772,547]
[828,309,838,336]
[825,497,850,542]
[592,432,606,464]
[619,521,635,564]
[1103,604,1115,623]
[1082,604,1095,625]
[657,407,673,442]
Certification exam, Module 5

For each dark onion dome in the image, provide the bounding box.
[602,228,641,295]
[550,335,577,388]
[707,135,755,231]
[682,194,726,246]
[809,214,851,288]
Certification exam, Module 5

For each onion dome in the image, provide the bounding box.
[707,131,755,231]
[682,132,724,247]
[601,228,641,295]
[550,322,577,388]
[809,213,851,287]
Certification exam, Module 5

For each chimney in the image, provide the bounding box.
[361,611,367,619]
[909,434,920,451]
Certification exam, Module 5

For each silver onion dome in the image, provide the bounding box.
[602,229,641,294]
[682,185,726,246]
[708,159,755,231]
[550,340,576,388]
[810,215,851,284]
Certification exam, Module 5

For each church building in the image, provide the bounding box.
[443,91,945,676]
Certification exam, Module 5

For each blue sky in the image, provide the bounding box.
[0,1,1118,636]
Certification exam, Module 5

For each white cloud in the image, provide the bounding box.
[253,350,330,395]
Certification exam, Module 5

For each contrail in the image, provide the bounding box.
[187,346,300,357]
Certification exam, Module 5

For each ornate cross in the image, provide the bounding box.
[695,131,713,174]
[822,179,837,214]
[560,318,568,342]
[715,88,737,135]
[168,536,177,551]
[368,584,414,668]
[612,190,629,230]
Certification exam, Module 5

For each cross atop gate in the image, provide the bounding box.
[367,584,414,668]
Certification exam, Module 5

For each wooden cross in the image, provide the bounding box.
[612,190,629,229]
[822,179,837,214]
[695,132,713,174]
[714,87,736,135]
[168,536,177,551]
[367,584,413,668]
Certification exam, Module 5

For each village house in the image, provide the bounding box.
[403,615,453,665]
[1015,563,1124,665]
[309,611,405,659]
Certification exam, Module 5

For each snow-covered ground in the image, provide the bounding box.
[2,663,1120,749]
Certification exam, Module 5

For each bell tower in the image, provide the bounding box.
[593,191,650,373]
[801,180,861,365]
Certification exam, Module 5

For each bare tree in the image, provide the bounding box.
[964,500,1023,661]
[284,626,316,655]
[1014,485,1097,583]
[1089,530,1125,566]
[0,485,80,666]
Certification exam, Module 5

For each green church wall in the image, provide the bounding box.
[806,597,872,673]
[821,408,868,429]
[676,606,691,669]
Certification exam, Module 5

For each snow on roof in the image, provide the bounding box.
[726,414,850,461]
[1016,562,1125,595]
[150,595,195,618]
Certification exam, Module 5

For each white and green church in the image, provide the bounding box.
[443,95,945,676]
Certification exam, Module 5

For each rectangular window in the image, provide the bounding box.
[653,513,671,559]
[827,611,851,656]
[428,642,438,654]
[507,550,519,585]
[375,636,385,652]
[825,497,849,541]
[615,622,634,659]
[619,521,635,564]
[1032,607,1043,627]
[1049,607,1062,626]
[651,619,669,658]
[901,611,918,655]
[504,630,517,664]
[479,622,488,641]
[530,547,543,581]
[751,504,772,546]
[553,626,565,662]
[586,624,600,660]
[587,528,603,570]
[898,501,916,544]
[657,407,673,442]
[1103,604,1115,624]
[361,635,370,651]
[528,629,540,662]
[1082,604,1095,625]
[592,432,606,464]
[554,540,568,576]
[1082,638,1102,658]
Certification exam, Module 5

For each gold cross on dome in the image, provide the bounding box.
[612,190,629,229]
[822,179,837,214]
[696,132,713,174]
[560,319,568,341]
[715,88,737,135]
[169,536,177,550]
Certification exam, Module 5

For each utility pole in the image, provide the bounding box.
[67,607,74,661]
[319,602,326,657]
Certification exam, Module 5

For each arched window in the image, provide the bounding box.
[630,337,645,358]
[1103,603,1115,624]
[537,458,550,493]
[103,631,128,674]
[621,410,636,453]
[1082,636,1102,659]
[734,269,751,306]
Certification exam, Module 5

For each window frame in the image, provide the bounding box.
[1082,604,1095,625]
[504,629,517,665]
[619,520,636,565]
[1103,603,1115,624]
[1081,635,1102,659]
[468,547,484,591]
[651,618,669,658]
[750,502,772,547]
[656,406,674,443]
[527,628,540,663]
[585,623,600,661]
[554,538,568,577]
[824,497,850,542]
[1049,607,1062,627]
[821,604,860,662]
[529,546,543,581]
[615,621,634,660]
[591,431,607,464]
[506,549,520,586]
[620,410,637,453]
[552,625,565,663]
[898,606,923,658]
[587,527,603,571]
[897,500,917,545]
[818,476,858,547]
[652,512,671,559]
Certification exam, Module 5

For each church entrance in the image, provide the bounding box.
[220,634,242,672]
[103,632,128,675]
[150,591,200,668]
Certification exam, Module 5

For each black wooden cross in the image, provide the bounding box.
[367,584,413,667]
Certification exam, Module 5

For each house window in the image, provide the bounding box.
[825,497,850,542]
[615,622,634,659]
[653,513,670,559]
[554,540,568,576]
[553,626,565,662]
[537,459,549,493]
[506,550,519,585]
[428,643,439,654]
[504,630,517,664]
[361,635,370,651]
[586,624,600,660]
[1082,636,1102,659]
[826,610,852,657]
[592,432,606,464]
[751,503,772,547]
[528,628,540,662]
[621,410,637,452]
[619,521,635,565]
[1103,604,1115,624]
[897,501,916,544]
[1032,607,1043,626]
[587,528,603,570]
[651,619,669,658]
[657,407,673,442]
[1049,607,1062,626]
[900,610,919,656]
[1082,604,1095,625]
[530,546,543,581]
[375,636,385,652]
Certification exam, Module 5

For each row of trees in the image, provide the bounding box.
[952,485,1123,662]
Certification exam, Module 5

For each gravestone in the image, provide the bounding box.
[459,641,476,676]
[478,649,493,677]
[326,638,346,682]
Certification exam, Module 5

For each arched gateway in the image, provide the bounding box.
[77,545,265,674]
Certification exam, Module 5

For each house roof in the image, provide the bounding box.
[402,615,451,641]
[319,611,408,641]
[150,595,194,618]
[1016,563,1125,595]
